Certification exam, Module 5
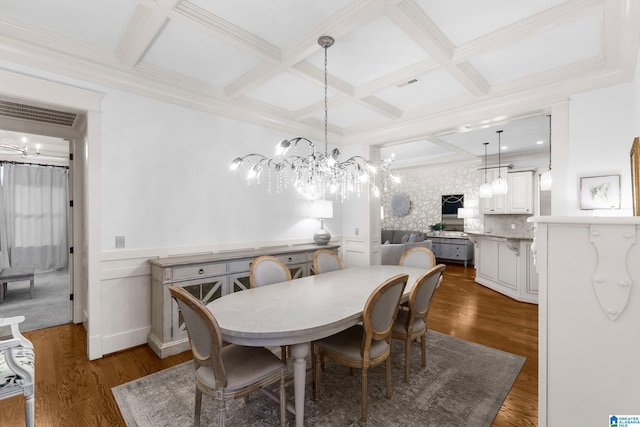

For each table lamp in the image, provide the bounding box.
[310,200,333,246]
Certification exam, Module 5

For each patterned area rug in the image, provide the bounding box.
[112,331,525,427]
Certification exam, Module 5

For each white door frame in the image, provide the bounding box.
[0,69,103,359]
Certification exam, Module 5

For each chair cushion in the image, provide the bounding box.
[315,324,389,361]
[392,309,426,336]
[196,345,284,393]
[0,346,35,396]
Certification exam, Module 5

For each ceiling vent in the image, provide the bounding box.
[0,100,77,127]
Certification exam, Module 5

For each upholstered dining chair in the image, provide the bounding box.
[249,255,292,363]
[391,264,446,383]
[168,286,287,427]
[0,316,35,427]
[399,246,443,289]
[312,249,343,274]
[249,255,292,288]
[313,274,408,422]
[399,246,436,269]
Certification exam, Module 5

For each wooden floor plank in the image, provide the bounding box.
[0,263,537,426]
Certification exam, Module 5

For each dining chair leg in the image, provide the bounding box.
[404,337,411,383]
[385,357,392,399]
[194,387,203,427]
[361,367,368,422]
[281,345,287,365]
[217,396,225,427]
[279,372,286,427]
[313,349,321,400]
[421,333,427,368]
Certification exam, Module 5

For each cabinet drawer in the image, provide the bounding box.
[277,253,307,265]
[172,262,226,281]
[228,258,253,273]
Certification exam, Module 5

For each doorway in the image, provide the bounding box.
[0,129,72,332]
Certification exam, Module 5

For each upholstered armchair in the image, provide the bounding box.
[0,316,35,427]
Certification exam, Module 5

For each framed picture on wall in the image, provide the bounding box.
[579,174,621,210]
[631,137,640,215]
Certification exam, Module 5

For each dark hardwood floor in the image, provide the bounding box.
[0,262,537,426]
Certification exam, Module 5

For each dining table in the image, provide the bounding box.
[206,264,427,427]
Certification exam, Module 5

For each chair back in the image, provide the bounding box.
[399,246,436,268]
[313,249,343,274]
[168,286,226,386]
[408,265,446,323]
[363,274,408,344]
[250,256,292,288]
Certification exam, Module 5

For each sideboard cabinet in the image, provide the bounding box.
[148,244,339,358]
[429,236,474,267]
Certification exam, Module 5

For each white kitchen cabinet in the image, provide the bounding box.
[481,167,508,214]
[507,171,533,213]
[482,169,534,214]
[472,234,537,303]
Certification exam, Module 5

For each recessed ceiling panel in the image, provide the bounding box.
[306,15,429,86]
[373,69,469,110]
[314,102,388,129]
[246,72,327,111]
[439,115,551,156]
[189,0,350,47]
[468,14,602,86]
[417,0,569,46]
[0,0,136,50]
[143,20,261,87]
[381,139,453,164]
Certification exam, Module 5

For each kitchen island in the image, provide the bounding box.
[467,232,537,304]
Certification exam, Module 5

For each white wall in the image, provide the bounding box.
[101,89,343,250]
[566,82,636,216]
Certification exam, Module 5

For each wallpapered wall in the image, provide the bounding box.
[381,161,483,233]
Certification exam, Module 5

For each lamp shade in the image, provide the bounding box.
[540,169,552,191]
[457,208,474,219]
[479,183,493,198]
[491,177,508,195]
[310,200,333,219]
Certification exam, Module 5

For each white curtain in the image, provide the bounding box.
[1,163,69,272]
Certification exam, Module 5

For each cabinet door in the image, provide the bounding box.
[171,276,226,339]
[497,243,518,289]
[229,272,251,293]
[481,168,508,214]
[478,239,498,280]
[508,171,533,213]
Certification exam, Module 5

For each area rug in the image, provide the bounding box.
[0,269,70,334]
[112,330,525,427]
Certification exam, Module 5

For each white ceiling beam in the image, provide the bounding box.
[170,1,281,64]
[385,1,489,96]
[453,0,605,63]
[224,63,283,99]
[282,0,384,66]
[117,1,180,66]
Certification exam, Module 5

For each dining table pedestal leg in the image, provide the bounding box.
[290,342,309,427]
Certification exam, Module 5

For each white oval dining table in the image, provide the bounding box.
[206,264,427,427]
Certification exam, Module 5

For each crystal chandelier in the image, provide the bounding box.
[0,136,40,158]
[230,35,399,201]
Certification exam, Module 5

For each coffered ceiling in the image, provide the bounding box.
[0,0,638,165]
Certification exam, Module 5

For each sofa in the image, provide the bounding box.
[380,229,432,265]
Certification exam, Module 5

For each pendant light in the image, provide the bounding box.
[491,130,508,195]
[479,142,493,198]
[540,115,552,191]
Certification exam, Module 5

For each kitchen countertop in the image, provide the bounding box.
[465,232,533,240]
